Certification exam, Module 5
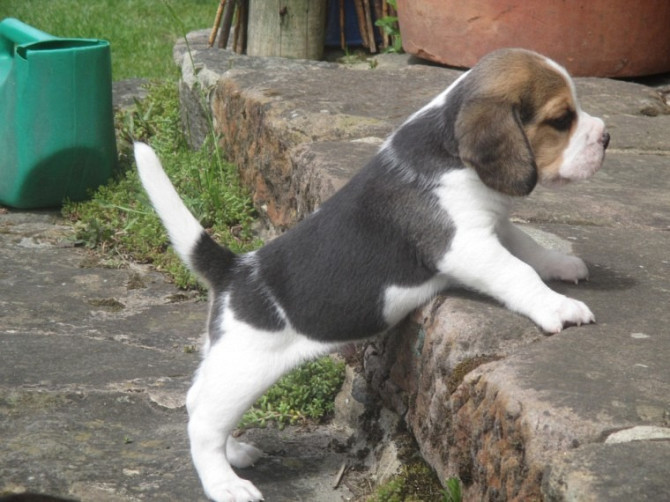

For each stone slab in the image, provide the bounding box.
[0,211,358,501]
[0,385,354,502]
[516,152,670,230]
[543,441,670,501]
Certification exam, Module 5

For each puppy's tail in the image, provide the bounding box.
[133,142,235,287]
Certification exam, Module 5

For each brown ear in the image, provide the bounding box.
[455,98,537,196]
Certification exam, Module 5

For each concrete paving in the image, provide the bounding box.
[1,30,669,502]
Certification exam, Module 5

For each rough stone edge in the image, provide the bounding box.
[363,298,552,500]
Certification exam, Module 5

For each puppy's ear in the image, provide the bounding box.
[455,98,537,196]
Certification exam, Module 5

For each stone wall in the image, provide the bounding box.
[364,294,549,500]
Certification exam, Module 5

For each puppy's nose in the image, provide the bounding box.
[601,131,610,149]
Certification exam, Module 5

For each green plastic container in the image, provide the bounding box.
[0,18,117,208]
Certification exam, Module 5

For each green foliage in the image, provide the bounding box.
[63,80,260,289]
[239,357,346,429]
[0,0,213,80]
[374,0,403,54]
[442,477,463,502]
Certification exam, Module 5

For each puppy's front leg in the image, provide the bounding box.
[439,230,594,333]
[498,220,589,284]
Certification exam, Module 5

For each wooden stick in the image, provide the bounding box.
[240,0,248,54]
[333,462,347,489]
[233,0,248,54]
[232,0,241,52]
[363,0,377,53]
[339,0,346,50]
[217,0,236,49]
[209,0,226,47]
[353,0,369,48]
[376,0,388,50]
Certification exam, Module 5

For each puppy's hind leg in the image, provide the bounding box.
[187,325,332,502]
[187,339,275,502]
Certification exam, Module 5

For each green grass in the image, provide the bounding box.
[442,477,463,502]
[0,0,213,80]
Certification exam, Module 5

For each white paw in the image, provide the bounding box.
[537,252,589,284]
[531,295,595,334]
[227,436,263,468]
[205,477,264,502]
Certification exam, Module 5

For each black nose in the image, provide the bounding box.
[601,132,610,149]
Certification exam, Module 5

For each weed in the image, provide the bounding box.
[442,477,463,502]
[374,0,402,54]
[239,357,346,429]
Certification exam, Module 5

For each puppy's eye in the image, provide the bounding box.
[546,110,575,131]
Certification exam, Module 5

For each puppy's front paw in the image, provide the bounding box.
[538,252,589,284]
[206,477,264,502]
[532,295,595,334]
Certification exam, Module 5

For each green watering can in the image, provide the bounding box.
[0,18,117,208]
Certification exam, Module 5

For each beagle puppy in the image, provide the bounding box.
[133,48,609,502]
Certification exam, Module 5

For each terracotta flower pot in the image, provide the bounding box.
[397,0,670,77]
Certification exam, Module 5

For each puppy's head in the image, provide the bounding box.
[453,48,609,196]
